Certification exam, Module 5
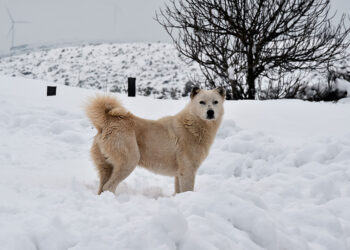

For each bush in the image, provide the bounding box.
[182,81,194,97]
[297,85,347,102]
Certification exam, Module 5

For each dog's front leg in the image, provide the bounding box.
[176,155,198,193]
[177,168,196,193]
[174,176,180,194]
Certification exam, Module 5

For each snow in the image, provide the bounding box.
[1,42,349,101]
[0,43,203,99]
[1,75,350,250]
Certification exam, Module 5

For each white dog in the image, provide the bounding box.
[86,87,225,194]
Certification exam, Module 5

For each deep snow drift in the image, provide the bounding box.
[1,76,350,250]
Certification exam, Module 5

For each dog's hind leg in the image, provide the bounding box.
[102,155,139,193]
[90,140,113,195]
[102,135,140,193]
[97,161,113,195]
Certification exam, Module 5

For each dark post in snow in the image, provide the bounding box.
[47,86,57,96]
[128,77,136,97]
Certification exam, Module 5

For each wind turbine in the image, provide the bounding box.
[101,0,122,37]
[113,4,118,33]
[6,6,30,49]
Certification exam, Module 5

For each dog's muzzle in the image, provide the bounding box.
[207,109,214,119]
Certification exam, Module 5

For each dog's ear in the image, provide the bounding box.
[190,87,201,99]
[216,87,226,99]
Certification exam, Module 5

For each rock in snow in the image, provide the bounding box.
[0,75,350,250]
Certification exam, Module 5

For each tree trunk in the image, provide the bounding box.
[247,53,256,100]
[229,79,242,100]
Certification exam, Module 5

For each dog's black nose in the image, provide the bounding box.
[207,109,214,119]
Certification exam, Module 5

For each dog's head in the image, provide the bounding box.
[189,87,225,121]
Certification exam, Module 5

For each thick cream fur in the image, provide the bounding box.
[86,89,224,194]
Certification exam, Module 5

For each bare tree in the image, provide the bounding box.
[156,0,350,99]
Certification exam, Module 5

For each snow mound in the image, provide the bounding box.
[1,76,350,250]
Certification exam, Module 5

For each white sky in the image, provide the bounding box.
[0,0,349,52]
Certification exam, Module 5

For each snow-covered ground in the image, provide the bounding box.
[1,42,349,100]
[1,75,350,250]
[0,43,202,99]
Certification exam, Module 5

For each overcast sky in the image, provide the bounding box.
[0,0,349,53]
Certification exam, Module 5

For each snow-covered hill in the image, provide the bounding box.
[0,43,203,99]
[1,75,350,250]
[1,42,350,100]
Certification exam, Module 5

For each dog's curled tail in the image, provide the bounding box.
[85,95,128,131]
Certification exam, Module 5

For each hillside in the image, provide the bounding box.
[0,42,349,100]
[0,43,203,99]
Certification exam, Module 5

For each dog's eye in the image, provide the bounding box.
[199,101,206,105]
[213,100,218,105]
